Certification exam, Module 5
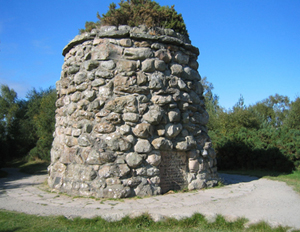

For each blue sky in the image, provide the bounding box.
[0,0,299,109]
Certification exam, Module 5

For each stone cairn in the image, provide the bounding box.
[48,25,218,198]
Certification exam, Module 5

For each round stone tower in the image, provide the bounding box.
[48,25,218,198]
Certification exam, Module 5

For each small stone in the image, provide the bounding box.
[118,164,131,177]
[68,65,80,74]
[106,112,122,125]
[151,137,173,150]
[143,105,164,125]
[122,112,140,122]
[178,78,188,90]
[134,139,152,153]
[119,124,131,135]
[76,83,88,91]
[147,167,160,177]
[132,123,153,138]
[83,90,96,101]
[168,109,181,122]
[92,78,106,87]
[124,47,153,60]
[165,123,183,138]
[78,134,91,147]
[182,67,201,81]
[141,59,155,72]
[66,103,77,115]
[72,129,82,137]
[95,70,112,79]
[120,39,132,47]
[74,72,87,85]
[100,60,116,70]
[71,92,81,102]
[84,60,99,71]
[151,43,165,50]
[137,72,148,85]
[146,152,161,166]
[126,134,136,144]
[94,122,116,133]
[171,64,183,76]
[157,126,165,136]
[126,152,143,168]
[106,177,121,186]
[155,49,172,63]
[104,95,137,113]
[98,165,113,178]
[175,51,189,65]
[151,95,172,106]
[188,158,200,173]
[188,179,206,190]
[154,59,166,71]
[134,182,153,197]
[148,72,166,90]
[189,60,199,70]
[117,60,137,72]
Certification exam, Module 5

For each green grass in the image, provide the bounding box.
[19,160,50,175]
[0,210,295,232]
[266,171,300,194]
[5,159,50,175]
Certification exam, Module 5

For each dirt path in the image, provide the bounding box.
[1,168,300,230]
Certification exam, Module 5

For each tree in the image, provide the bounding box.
[251,94,290,128]
[0,85,19,166]
[79,0,188,36]
[26,87,56,161]
[284,97,300,130]
[0,85,19,129]
[200,77,222,131]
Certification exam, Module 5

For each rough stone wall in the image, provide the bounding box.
[48,25,218,198]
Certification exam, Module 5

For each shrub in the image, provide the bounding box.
[79,0,188,36]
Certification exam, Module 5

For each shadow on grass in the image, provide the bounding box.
[0,228,21,232]
[0,170,8,179]
[19,161,49,175]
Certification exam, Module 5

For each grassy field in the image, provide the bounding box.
[0,210,295,232]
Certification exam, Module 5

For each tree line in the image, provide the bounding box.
[1,80,299,172]
[203,77,300,172]
[0,85,56,167]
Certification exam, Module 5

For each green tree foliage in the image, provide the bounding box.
[251,94,290,128]
[79,0,188,36]
[201,78,300,172]
[284,97,300,129]
[201,77,222,131]
[0,85,19,166]
[0,85,56,166]
[26,88,56,161]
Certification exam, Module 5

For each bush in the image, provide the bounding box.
[213,127,297,172]
[79,0,188,36]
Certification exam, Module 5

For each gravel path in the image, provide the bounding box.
[1,168,300,230]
